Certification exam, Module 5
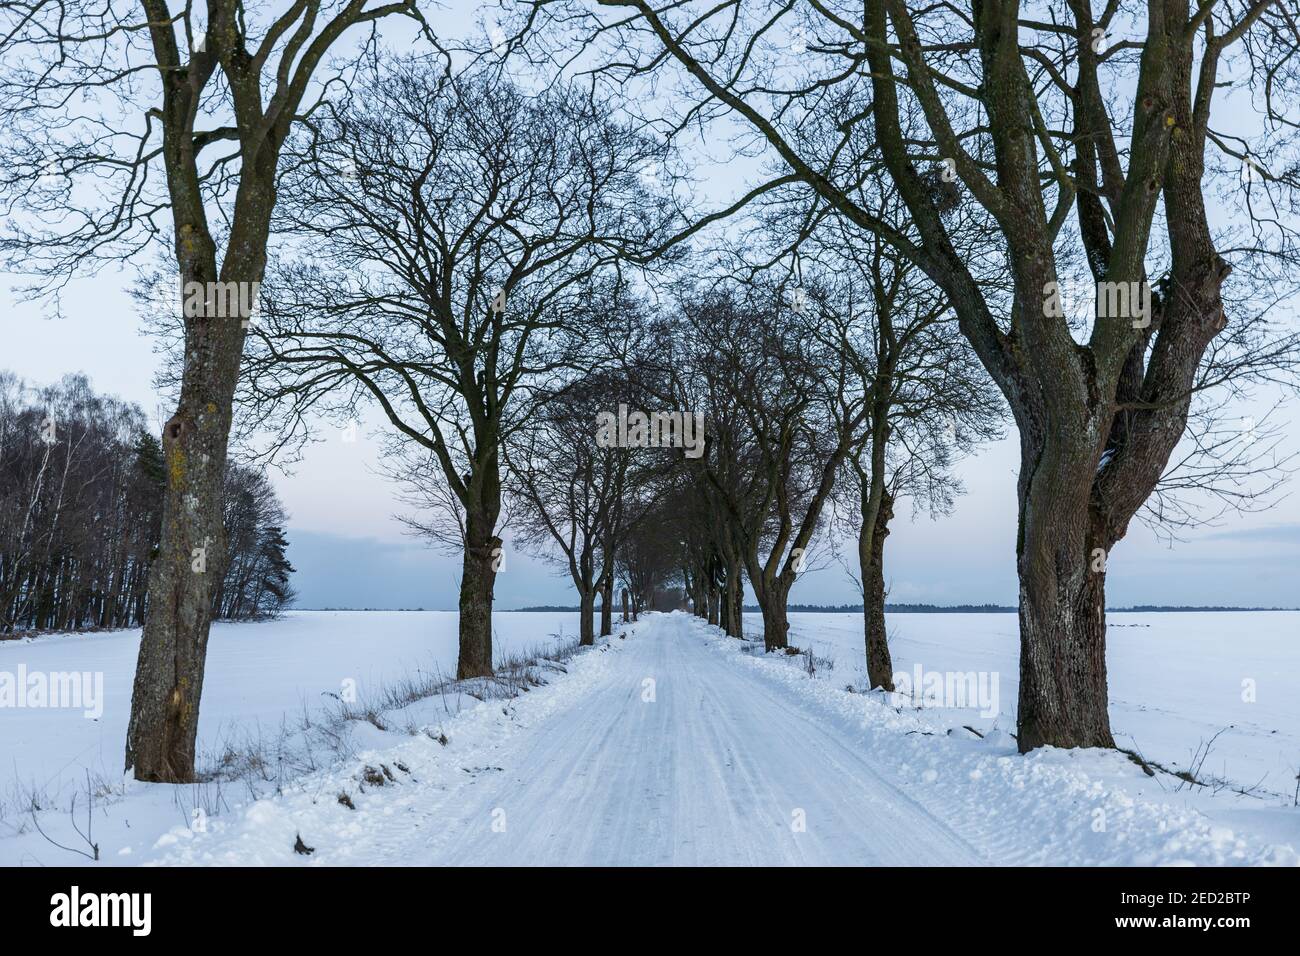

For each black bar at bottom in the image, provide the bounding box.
[0,865,1289,941]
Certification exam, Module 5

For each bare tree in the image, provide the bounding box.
[761,189,1004,689]
[505,367,638,645]
[519,0,1300,751]
[0,0,429,781]
[244,56,676,676]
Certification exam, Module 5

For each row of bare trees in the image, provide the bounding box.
[0,373,294,634]
[505,362,660,644]
[562,215,1000,680]
[513,0,1300,751]
[0,0,672,780]
[242,57,677,670]
[2,0,1296,783]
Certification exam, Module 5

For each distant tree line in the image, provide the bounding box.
[0,373,294,634]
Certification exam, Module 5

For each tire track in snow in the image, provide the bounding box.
[419,613,987,866]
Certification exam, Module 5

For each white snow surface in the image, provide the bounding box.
[0,610,582,804]
[1,609,1297,866]
[766,610,1300,803]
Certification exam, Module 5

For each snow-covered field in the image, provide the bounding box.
[772,611,1300,803]
[0,611,582,813]
[1,609,1296,866]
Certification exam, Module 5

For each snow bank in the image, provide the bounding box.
[2,609,1296,866]
[762,611,1300,803]
[721,615,1299,866]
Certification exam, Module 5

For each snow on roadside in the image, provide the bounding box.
[7,609,1296,867]
[696,616,1299,866]
[141,634,626,866]
[0,627,625,866]
[0,609,586,813]
[766,610,1300,805]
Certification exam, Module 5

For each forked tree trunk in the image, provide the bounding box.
[458,509,498,679]
[120,2,416,782]
[860,487,895,691]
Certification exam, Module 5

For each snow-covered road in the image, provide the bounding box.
[69,610,1293,867]
[420,611,984,866]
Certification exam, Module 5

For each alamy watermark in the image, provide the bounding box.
[1043,278,1151,329]
[182,280,261,326]
[50,886,150,936]
[0,666,104,719]
[595,404,704,459]
[890,663,1000,718]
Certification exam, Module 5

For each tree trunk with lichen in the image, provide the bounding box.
[126,239,253,781]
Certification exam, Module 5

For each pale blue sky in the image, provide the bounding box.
[3,268,1297,609]
[3,4,1298,610]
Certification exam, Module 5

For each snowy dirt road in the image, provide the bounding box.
[135,610,1296,867]
[417,612,985,866]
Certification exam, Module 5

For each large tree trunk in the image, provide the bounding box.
[756,577,791,652]
[458,508,498,679]
[722,560,744,638]
[730,574,743,637]
[860,487,895,691]
[578,586,596,646]
[1013,451,1115,752]
[1013,18,1228,755]
[125,136,277,780]
[706,586,719,627]
[125,314,240,782]
[855,404,897,691]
